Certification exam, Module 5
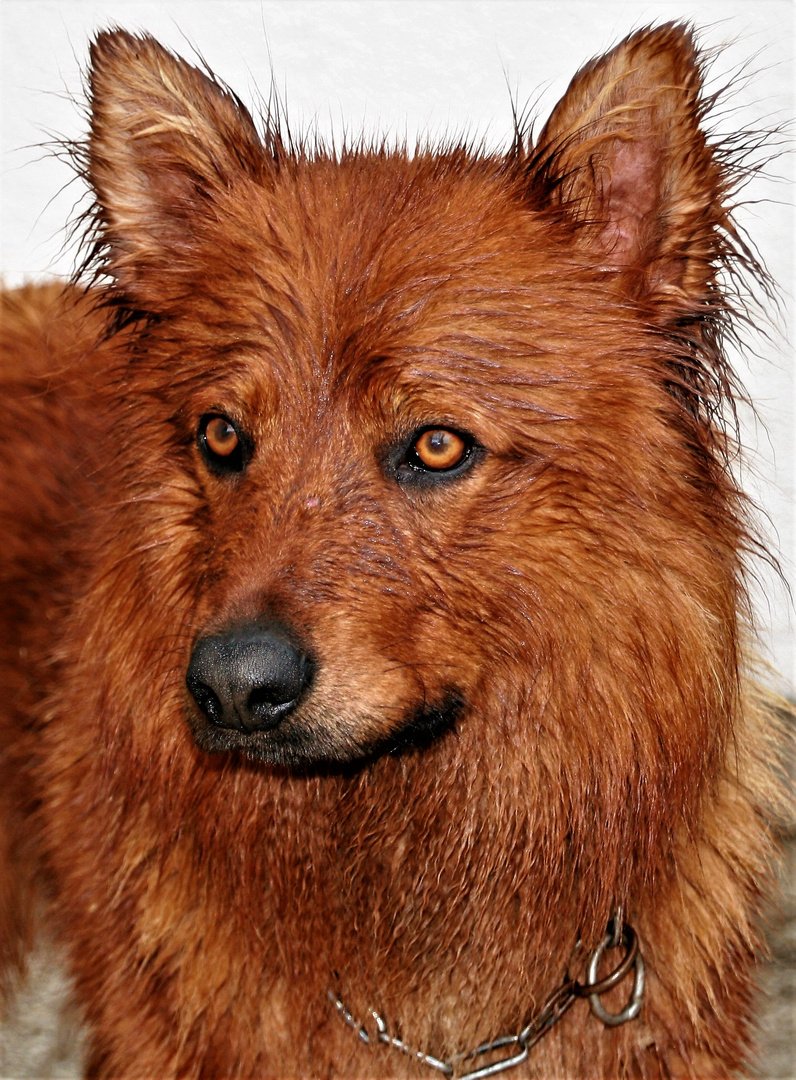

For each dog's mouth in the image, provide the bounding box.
[183,622,462,764]
[187,691,463,767]
[184,618,463,766]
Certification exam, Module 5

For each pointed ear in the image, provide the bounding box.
[87,30,265,305]
[533,24,727,320]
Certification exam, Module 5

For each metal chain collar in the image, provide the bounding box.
[330,913,645,1080]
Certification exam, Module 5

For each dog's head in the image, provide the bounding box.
[82,26,746,775]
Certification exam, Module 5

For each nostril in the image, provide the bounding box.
[249,683,296,713]
[186,677,225,727]
[247,688,297,727]
[186,622,313,734]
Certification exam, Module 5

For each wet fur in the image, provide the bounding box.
[0,23,785,1078]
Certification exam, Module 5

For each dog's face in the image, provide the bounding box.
[149,162,586,765]
[85,29,741,772]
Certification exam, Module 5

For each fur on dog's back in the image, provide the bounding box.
[0,23,787,1078]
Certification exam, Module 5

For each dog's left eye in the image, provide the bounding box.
[197,414,250,474]
[412,429,468,471]
[389,426,479,485]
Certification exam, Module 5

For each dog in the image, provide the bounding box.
[0,22,786,1078]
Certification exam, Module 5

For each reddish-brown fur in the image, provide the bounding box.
[0,23,784,1078]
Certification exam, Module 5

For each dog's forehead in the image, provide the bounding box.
[238,152,538,313]
[197,153,563,397]
[167,150,620,431]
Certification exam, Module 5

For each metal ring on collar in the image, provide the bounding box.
[586,927,646,1027]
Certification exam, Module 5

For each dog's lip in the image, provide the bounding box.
[187,714,373,770]
[185,689,463,767]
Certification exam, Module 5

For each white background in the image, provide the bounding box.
[1,0,793,690]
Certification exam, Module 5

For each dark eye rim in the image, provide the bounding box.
[387,424,483,486]
[197,412,252,475]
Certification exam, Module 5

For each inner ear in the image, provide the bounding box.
[596,133,666,273]
[87,30,267,304]
[529,23,725,314]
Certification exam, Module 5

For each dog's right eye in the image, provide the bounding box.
[197,414,250,474]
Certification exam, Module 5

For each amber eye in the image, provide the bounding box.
[412,429,468,471]
[205,416,238,455]
[198,414,249,474]
[384,425,480,487]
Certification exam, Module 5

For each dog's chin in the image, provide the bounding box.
[188,692,463,768]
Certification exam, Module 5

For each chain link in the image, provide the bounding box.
[331,915,644,1079]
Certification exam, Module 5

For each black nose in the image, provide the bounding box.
[186,622,313,733]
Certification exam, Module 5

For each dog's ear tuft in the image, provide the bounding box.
[531,23,727,320]
[87,30,265,302]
